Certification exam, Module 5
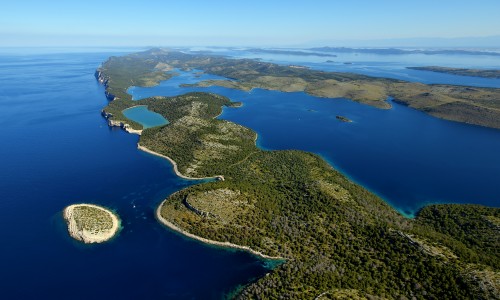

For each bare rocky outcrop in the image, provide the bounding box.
[107,119,142,135]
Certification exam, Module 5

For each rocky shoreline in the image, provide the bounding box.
[137,145,224,181]
[96,70,142,135]
[94,68,288,263]
[155,201,282,260]
[103,110,143,135]
[63,204,120,244]
[94,69,283,262]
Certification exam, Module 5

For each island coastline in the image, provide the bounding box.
[407,66,500,79]
[63,203,120,244]
[137,144,224,181]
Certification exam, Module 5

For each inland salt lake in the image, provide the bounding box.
[1,47,499,299]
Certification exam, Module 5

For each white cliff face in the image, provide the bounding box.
[107,119,142,135]
[108,119,122,127]
[95,69,117,101]
[96,69,142,135]
[95,69,109,85]
[101,110,113,119]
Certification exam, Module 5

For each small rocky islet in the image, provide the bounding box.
[63,204,120,244]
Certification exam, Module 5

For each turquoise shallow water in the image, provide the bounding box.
[1,48,499,299]
[123,105,169,128]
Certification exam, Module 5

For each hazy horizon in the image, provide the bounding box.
[2,0,500,48]
[2,36,500,51]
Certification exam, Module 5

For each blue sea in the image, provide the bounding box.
[190,47,500,88]
[0,50,270,299]
[130,52,500,217]
[0,48,499,299]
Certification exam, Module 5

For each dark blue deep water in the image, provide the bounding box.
[1,48,499,299]
[130,69,500,217]
[0,51,270,299]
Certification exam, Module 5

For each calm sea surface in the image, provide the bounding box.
[130,62,500,216]
[0,50,270,299]
[191,47,500,88]
[1,48,499,299]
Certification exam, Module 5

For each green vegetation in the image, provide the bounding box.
[97,49,500,299]
[96,54,174,129]
[414,204,500,268]
[156,126,498,298]
[64,204,120,244]
[412,205,500,299]
[71,205,114,232]
[99,48,500,129]
[140,93,255,178]
[130,48,499,129]
[408,66,500,79]
[174,52,500,129]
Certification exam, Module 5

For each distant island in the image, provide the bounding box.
[246,48,337,57]
[64,204,120,243]
[95,49,500,299]
[155,49,500,129]
[408,66,500,78]
[310,46,500,57]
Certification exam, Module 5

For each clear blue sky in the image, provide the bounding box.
[2,0,500,47]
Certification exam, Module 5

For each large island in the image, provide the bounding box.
[96,49,499,299]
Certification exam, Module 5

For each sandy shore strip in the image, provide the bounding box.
[137,145,224,181]
[64,203,120,244]
[156,202,283,260]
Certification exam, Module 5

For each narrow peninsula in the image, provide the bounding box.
[408,66,500,79]
[96,49,500,299]
[98,49,500,130]
[64,204,120,244]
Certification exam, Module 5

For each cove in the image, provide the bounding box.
[128,69,227,100]
[129,69,500,216]
[123,105,168,128]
